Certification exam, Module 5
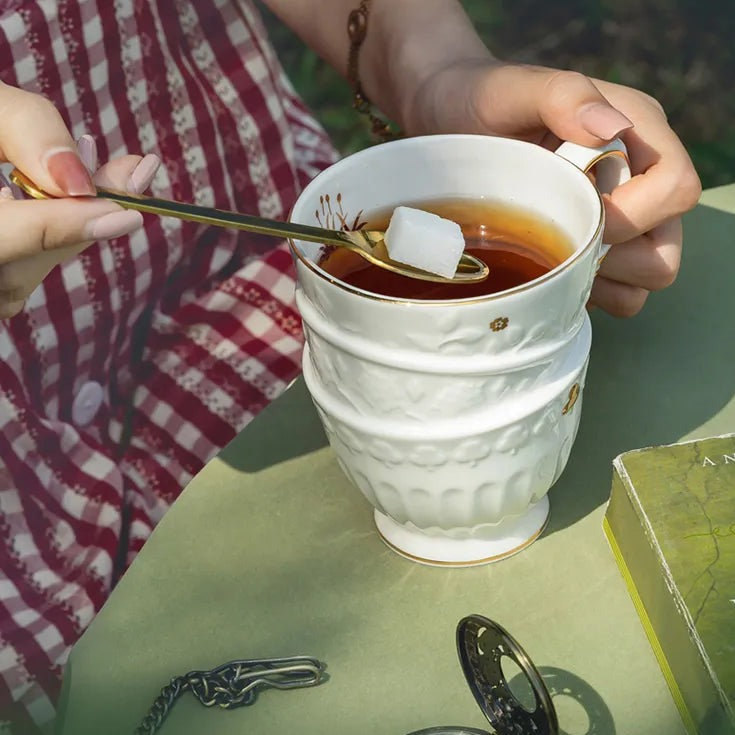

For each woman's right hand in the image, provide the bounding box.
[0,82,159,319]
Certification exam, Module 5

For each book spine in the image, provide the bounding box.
[604,470,733,735]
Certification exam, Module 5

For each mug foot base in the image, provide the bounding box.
[374,497,549,567]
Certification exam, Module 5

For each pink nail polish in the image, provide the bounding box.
[84,210,143,240]
[76,135,98,173]
[126,154,161,194]
[578,103,634,141]
[43,147,95,196]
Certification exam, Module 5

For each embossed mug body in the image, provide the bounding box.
[302,319,590,565]
[289,135,621,565]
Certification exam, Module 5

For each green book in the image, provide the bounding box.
[604,434,735,735]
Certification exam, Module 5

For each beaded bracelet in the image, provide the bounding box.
[346,0,401,141]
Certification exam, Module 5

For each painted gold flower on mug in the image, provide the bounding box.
[315,193,367,232]
[562,383,581,415]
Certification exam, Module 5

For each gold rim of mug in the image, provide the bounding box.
[586,148,628,271]
[582,147,629,175]
[288,136,606,306]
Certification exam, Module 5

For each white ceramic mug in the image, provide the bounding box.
[290,134,629,566]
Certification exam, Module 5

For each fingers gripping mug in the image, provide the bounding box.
[289,135,629,566]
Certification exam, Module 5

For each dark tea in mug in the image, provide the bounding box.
[317,198,575,300]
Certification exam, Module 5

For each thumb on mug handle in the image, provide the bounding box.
[554,139,631,262]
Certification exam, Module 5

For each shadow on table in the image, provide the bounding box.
[509,666,616,735]
[546,203,735,534]
[218,378,328,472]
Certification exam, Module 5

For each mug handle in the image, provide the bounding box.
[554,139,631,260]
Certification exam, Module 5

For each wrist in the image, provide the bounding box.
[400,57,503,136]
[358,0,494,133]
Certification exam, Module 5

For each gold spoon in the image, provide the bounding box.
[9,169,488,285]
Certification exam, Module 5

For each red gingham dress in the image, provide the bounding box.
[0,1,336,730]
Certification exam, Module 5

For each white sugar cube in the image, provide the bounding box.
[383,206,465,279]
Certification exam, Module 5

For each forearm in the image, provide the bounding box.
[261,0,492,132]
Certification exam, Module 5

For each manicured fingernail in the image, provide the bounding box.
[126,154,160,194]
[84,209,143,240]
[43,147,95,196]
[578,103,633,140]
[76,135,98,173]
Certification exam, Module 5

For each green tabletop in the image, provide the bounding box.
[57,186,735,735]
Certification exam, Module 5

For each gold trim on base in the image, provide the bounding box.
[377,516,549,567]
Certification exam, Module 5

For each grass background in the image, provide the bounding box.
[260,0,733,189]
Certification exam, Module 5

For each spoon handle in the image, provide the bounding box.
[9,168,355,248]
[10,167,490,283]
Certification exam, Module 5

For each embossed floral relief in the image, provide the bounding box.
[317,407,585,533]
[308,334,533,419]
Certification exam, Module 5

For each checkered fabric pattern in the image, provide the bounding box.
[0,1,337,731]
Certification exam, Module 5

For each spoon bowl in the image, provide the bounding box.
[9,169,489,285]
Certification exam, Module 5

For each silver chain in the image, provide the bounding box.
[134,616,556,735]
[135,656,327,735]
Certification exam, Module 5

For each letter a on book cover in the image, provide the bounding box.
[604,434,735,735]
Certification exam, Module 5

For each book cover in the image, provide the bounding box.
[603,434,735,734]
